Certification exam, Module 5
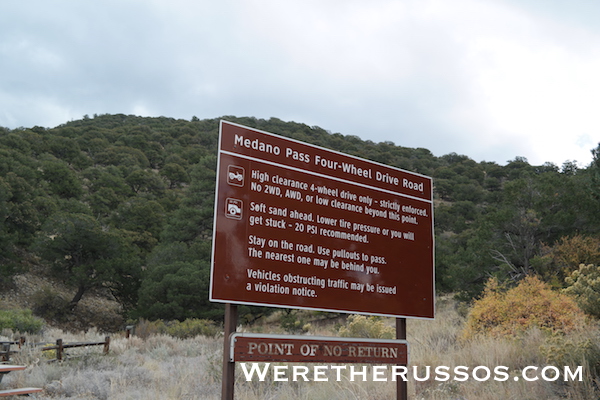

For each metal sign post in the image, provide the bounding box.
[221,304,237,400]
[397,317,408,400]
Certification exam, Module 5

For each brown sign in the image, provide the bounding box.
[210,121,435,318]
[230,333,408,364]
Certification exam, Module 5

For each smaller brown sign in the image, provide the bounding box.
[230,333,408,364]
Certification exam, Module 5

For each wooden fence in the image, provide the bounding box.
[1,336,110,362]
[41,337,111,361]
[0,338,25,362]
[0,336,110,397]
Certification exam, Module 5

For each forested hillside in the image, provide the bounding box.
[1,114,599,324]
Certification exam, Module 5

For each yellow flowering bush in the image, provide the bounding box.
[463,275,585,339]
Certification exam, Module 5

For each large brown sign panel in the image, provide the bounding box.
[210,121,434,318]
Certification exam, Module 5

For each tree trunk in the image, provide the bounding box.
[69,284,87,310]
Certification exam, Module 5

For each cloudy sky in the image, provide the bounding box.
[1,0,599,167]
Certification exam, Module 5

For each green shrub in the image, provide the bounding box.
[463,276,585,339]
[163,318,220,338]
[131,318,165,339]
[279,310,311,334]
[563,264,600,318]
[133,318,220,339]
[0,308,44,334]
[30,286,70,322]
[540,330,600,378]
[338,315,394,339]
[533,235,600,285]
[541,333,600,368]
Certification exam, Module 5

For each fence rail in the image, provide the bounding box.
[1,336,110,362]
[0,338,25,362]
[41,337,111,361]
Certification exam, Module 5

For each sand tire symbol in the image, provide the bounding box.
[225,198,243,220]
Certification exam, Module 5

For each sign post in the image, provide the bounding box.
[397,318,408,400]
[211,121,435,399]
[221,304,237,400]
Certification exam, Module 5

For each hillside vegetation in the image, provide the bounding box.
[1,114,599,328]
[3,297,600,399]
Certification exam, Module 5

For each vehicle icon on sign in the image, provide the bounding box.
[227,165,245,187]
[229,171,243,181]
[225,198,243,220]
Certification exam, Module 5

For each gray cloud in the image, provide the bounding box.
[1,0,598,167]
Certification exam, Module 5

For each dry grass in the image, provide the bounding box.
[1,296,598,399]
